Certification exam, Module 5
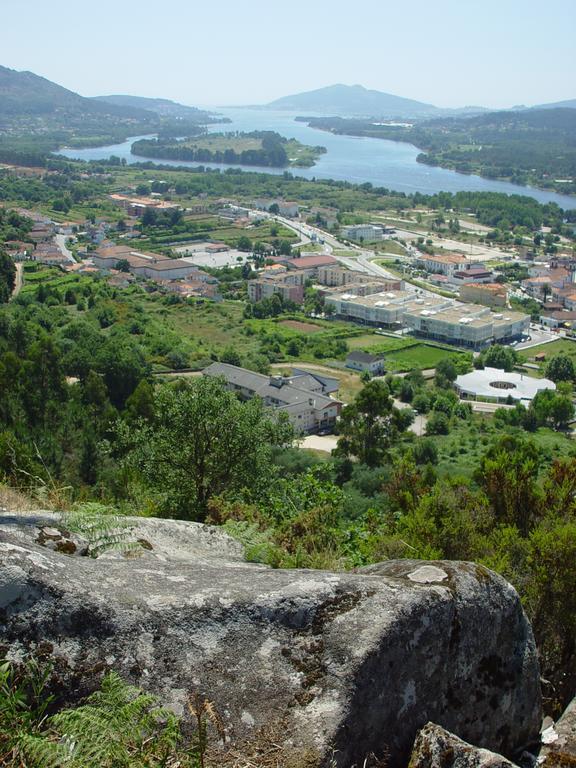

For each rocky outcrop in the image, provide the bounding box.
[0,512,542,767]
[409,723,517,767]
[540,696,576,767]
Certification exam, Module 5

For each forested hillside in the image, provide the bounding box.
[302,108,576,194]
[0,65,213,166]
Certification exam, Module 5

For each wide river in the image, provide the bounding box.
[58,107,576,209]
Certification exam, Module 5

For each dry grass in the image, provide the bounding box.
[279,320,324,334]
[0,484,36,512]
[205,716,322,768]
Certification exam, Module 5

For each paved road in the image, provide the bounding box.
[277,215,453,300]
[516,331,567,351]
[55,234,76,264]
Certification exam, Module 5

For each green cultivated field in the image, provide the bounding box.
[346,334,465,371]
[385,344,463,372]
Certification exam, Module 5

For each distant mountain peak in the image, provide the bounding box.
[266,84,467,118]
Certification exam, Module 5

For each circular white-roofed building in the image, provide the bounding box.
[455,367,556,403]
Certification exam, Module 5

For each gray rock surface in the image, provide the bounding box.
[540,696,576,766]
[409,723,516,767]
[0,511,542,767]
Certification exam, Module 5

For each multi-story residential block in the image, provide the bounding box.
[451,267,495,285]
[320,281,404,298]
[316,265,402,290]
[280,254,338,280]
[202,363,342,433]
[416,253,483,278]
[247,276,304,304]
[341,224,384,243]
[459,283,508,307]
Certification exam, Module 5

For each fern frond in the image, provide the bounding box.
[62,503,142,559]
[46,672,183,767]
[17,733,69,768]
[223,520,283,566]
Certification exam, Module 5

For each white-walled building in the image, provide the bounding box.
[405,305,529,349]
[341,224,384,243]
[325,290,529,349]
[202,363,342,433]
[455,368,555,403]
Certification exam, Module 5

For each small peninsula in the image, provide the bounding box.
[130,130,327,168]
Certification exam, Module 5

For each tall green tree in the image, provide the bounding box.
[336,380,398,467]
[0,250,16,303]
[121,377,293,519]
[546,354,576,383]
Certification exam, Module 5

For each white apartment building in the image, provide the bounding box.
[341,224,384,243]
[416,253,484,278]
[404,305,529,349]
[325,291,450,327]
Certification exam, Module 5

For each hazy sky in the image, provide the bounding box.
[2,0,575,108]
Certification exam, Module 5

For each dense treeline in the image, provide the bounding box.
[412,190,569,229]
[132,131,303,167]
[303,109,576,194]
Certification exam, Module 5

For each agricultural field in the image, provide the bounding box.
[19,264,95,296]
[346,333,466,372]
[279,320,324,334]
[139,214,299,250]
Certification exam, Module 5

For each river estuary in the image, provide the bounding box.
[57,107,576,210]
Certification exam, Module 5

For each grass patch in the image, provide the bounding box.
[430,421,575,479]
[347,333,465,371]
[279,320,324,334]
[385,344,464,372]
[521,338,576,362]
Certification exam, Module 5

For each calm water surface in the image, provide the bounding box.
[57,108,576,210]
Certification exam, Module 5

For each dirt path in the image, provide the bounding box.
[11,263,24,300]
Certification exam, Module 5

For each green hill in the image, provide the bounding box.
[93,94,214,122]
[267,83,440,117]
[0,65,151,120]
[0,66,212,165]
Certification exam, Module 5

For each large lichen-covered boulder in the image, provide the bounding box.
[408,723,516,767]
[0,512,541,767]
